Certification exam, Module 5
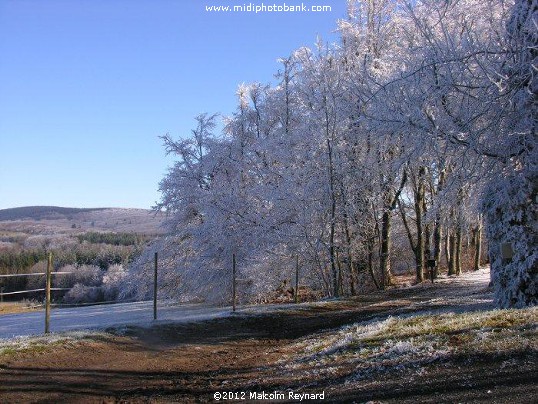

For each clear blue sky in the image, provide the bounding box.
[0,0,346,210]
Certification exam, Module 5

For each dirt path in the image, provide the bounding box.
[0,269,536,403]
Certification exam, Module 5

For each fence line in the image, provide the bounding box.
[0,271,74,278]
[51,298,140,308]
[0,298,140,308]
[0,252,162,334]
[0,288,70,297]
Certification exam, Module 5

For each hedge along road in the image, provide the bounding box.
[0,301,237,339]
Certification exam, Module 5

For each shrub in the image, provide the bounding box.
[102,264,127,301]
[63,283,103,304]
[55,264,103,289]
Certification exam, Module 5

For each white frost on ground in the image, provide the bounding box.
[0,330,109,354]
[281,306,536,387]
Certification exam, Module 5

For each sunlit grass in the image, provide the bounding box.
[286,307,537,378]
[0,302,42,315]
[0,331,109,359]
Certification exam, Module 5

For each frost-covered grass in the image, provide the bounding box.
[0,330,109,358]
[282,307,537,381]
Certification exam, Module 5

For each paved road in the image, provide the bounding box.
[0,301,232,339]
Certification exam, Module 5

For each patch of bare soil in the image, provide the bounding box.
[0,269,536,403]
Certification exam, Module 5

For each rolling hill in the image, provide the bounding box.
[0,206,107,221]
[0,206,167,236]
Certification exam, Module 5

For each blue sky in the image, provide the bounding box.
[0,0,346,210]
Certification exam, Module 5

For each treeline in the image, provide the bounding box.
[0,206,104,221]
[1,232,145,275]
[77,232,145,246]
[0,250,48,275]
[123,0,535,308]
[0,242,141,296]
[53,244,133,269]
[0,249,50,295]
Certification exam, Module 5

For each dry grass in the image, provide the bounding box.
[0,330,107,358]
[0,302,42,316]
[282,307,538,382]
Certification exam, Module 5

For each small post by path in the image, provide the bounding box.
[232,253,236,312]
[45,252,52,334]
[154,252,158,320]
[295,255,300,304]
[0,286,4,303]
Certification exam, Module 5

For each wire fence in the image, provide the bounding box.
[1,252,303,335]
[0,272,73,298]
[0,272,73,278]
[0,252,160,334]
[0,288,70,296]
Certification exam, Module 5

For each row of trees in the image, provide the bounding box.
[125,0,535,307]
[0,250,47,275]
[0,236,142,298]
[77,232,145,246]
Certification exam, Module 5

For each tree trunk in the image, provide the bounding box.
[448,230,457,276]
[433,220,442,278]
[326,137,338,298]
[455,226,462,275]
[329,240,338,297]
[339,179,357,295]
[433,167,446,278]
[444,231,451,271]
[474,221,482,271]
[380,210,393,288]
[379,169,407,289]
[348,261,356,295]
[337,253,344,296]
[367,240,380,289]
[414,167,426,283]
[398,169,426,283]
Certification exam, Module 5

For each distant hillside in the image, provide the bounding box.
[0,206,107,221]
[0,206,166,235]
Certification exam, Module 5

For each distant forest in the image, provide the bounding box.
[0,206,107,221]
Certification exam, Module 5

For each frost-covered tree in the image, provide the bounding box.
[102,264,127,301]
[390,0,536,306]
[482,0,537,308]
[125,0,534,308]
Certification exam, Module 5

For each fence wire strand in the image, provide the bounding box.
[0,272,74,278]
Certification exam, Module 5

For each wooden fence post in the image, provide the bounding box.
[154,252,158,320]
[0,287,3,303]
[295,255,300,304]
[45,252,52,334]
[232,254,236,312]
